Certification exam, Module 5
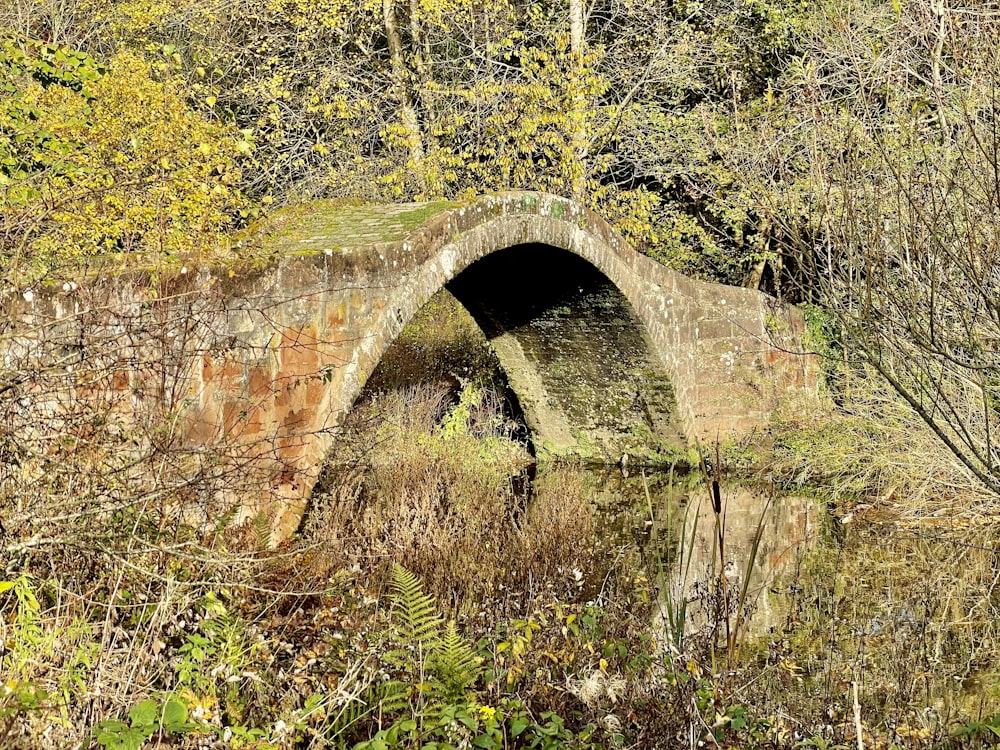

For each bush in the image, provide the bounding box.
[1,34,254,282]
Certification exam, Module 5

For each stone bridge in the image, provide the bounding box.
[5,192,816,540]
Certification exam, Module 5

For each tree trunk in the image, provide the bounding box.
[569,0,584,53]
[383,0,427,194]
[930,0,949,138]
[569,0,588,200]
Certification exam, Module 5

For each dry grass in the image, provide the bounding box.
[308,378,605,619]
[769,374,994,522]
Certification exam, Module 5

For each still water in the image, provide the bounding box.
[536,466,821,642]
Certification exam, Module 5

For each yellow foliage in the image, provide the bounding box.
[0,0,823,282]
[80,0,211,45]
[1,46,252,280]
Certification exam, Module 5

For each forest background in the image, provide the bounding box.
[0,0,908,284]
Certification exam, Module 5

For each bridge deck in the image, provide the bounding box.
[261,200,458,254]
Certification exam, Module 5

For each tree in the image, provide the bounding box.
[0,0,811,281]
[0,32,253,281]
[731,0,1000,495]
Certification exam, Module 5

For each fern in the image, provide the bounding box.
[320,661,377,743]
[251,511,271,552]
[373,566,482,725]
[431,620,482,704]
[389,564,442,648]
[374,566,444,717]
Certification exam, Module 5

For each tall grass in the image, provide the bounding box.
[309,378,608,617]
[771,371,990,520]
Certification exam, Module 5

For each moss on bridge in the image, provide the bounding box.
[259,199,461,256]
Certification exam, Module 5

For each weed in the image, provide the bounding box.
[92,697,194,750]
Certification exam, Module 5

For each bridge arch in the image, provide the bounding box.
[345,196,691,455]
[362,240,687,464]
[208,191,814,538]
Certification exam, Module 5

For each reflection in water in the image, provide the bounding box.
[553,467,820,644]
[653,484,819,643]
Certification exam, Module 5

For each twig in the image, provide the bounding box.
[853,680,864,750]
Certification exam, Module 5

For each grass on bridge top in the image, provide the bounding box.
[259,198,461,257]
[11,199,462,288]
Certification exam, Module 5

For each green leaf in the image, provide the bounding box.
[95,731,124,749]
[510,717,529,737]
[128,699,158,728]
[162,698,189,731]
[124,727,151,750]
[97,720,130,733]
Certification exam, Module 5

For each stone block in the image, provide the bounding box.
[278,324,322,375]
[227,308,256,334]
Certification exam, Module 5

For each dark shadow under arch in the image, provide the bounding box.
[445,243,686,462]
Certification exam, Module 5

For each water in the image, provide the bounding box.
[546,465,821,642]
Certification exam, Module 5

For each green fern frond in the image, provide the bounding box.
[431,620,482,703]
[323,666,377,742]
[376,678,413,716]
[252,511,271,552]
[372,569,481,727]
[390,564,442,648]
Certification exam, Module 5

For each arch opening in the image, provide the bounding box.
[352,286,534,453]
[446,243,686,463]
[308,287,537,534]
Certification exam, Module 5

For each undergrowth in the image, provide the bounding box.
[6,292,1000,749]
